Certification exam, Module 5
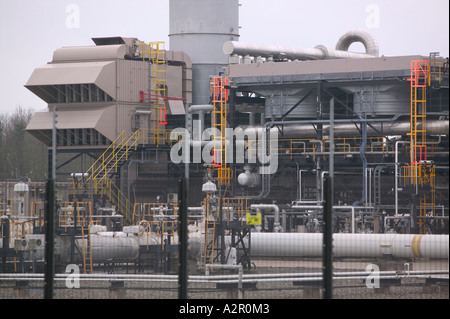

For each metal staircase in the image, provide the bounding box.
[72,130,143,225]
[86,130,140,183]
[72,42,172,226]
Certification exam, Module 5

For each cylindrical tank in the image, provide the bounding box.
[169,0,240,105]
[13,182,29,216]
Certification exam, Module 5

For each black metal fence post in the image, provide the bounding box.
[178,178,188,299]
[44,179,55,299]
[323,176,333,299]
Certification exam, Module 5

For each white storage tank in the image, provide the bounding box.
[13,182,29,216]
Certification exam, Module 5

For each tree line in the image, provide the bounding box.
[0,107,47,181]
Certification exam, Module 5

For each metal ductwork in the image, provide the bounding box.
[242,120,449,139]
[335,29,379,57]
[223,29,379,60]
[281,120,449,138]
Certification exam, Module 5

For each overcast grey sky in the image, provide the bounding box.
[0,0,448,115]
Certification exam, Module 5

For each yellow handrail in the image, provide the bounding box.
[85,131,127,180]
[81,221,93,274]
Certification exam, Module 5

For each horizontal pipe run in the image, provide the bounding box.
[1,269,447,279]
[249,233,449,259]
[1,270,447,285]
[224,30,379,60]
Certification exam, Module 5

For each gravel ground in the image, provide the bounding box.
[0,275,447,299]
[0,259,448,299]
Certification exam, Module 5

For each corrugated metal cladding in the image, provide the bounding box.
[115,104,134,140]
[264,89,319,119]
[352,84,411,115]
[117,60,149,103]
[165,65,182,100]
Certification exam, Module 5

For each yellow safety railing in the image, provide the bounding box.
[247,136,391,161]
[84,130,140,184]
[84,128,179,186]
[138,219,178,251]
[201,196,250,270]
[132,202,173,224]
[9,220,33,246]
[72,127,183,226]
[136,41,168,145]
[81,220,93,274]
[95,179,133,224]
[30,201,45,232]
[211,76,231,187]
[222,197,250,226]
[0,198,13,216]
[203,209,218,269]
[402,60,436,234]
[57,201,93,232]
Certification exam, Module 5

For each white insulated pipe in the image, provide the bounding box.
[224,42,375,60]
[249,233,449,259]
[335,30,379,57]
[224,41,328,60]
[223,30,379,60]
[280,120,449,138]
[240,121,449,140]
[188,105,214,113]
[75,233,141,261]
[250,204,281,232]
[395,141,409,217]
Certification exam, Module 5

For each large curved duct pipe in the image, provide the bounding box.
[335,29,379,57]
[249,233,449,259]
[187,104,214,148]
[223,29,379,60]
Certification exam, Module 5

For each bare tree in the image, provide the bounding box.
[0,106,47,180]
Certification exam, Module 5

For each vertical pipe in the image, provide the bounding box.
[249,112,255,126]
[351,207,355,234]
[70,201,77,264]
[219,189,226,264]
[395,141,408,217]
[52,107,56,181]
[329,98,335,180]
[178,178,188,299]
[316,82,323,205]
[185,103,190,181]
[353,114,367,207]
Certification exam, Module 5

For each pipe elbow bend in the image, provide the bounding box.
[335,29,379,57]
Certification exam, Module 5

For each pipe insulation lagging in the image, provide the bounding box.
[75,234,141,261]
[223,29,379,60]
[259,120,449,138]
[248,233,449,259]
[335,30,379,57]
